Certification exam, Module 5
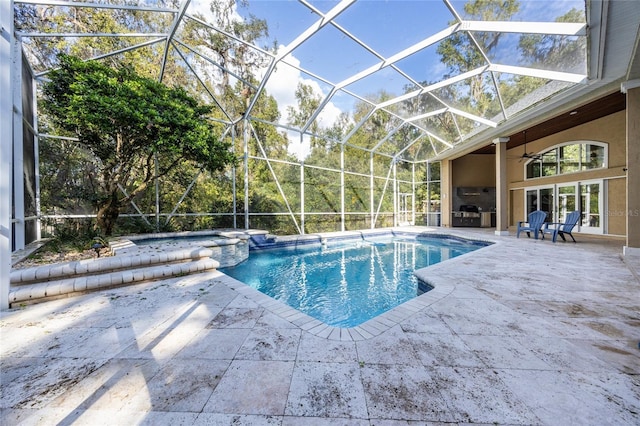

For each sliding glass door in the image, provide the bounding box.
[557,184,577,223]
[580,181,602,233]
[524,180,603,234]
[526,187,554,221]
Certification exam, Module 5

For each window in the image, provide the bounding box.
[526,142,606,179]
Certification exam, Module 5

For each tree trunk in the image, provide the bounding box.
[96,193,120,236]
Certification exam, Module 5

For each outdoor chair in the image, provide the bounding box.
[516,210,547,240]
[543,211,581,243]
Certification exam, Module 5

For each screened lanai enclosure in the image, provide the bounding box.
[8,0,590,242]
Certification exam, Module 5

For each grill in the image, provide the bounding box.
[459,204,479,213]
[455,205,480,217]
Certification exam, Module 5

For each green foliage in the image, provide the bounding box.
[43,54,235,174]
[14,3,175,78]
[38,135,99,215]
[19,0,591,237]
[182,0,271,92]
[518,8,586,72]
[436,0,520,121]
[287,83,326,150]
[41,54,236,234]
[434,0,586,123]
[40,217,103,253]
[111,216,157,236]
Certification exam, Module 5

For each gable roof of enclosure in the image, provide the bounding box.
[13,0,640,162]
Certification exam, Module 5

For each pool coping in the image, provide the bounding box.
[219,226,500,341]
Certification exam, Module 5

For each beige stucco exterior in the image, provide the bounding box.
[440,159,452,227]
[452,155,496,187]
[626,85,640,252]
[445,108,630,238]
[506,111,627,186]
[608,177,627,236]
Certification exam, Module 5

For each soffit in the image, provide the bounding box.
[471,90,626,154]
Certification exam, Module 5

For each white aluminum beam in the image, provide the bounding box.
[489,63,587,84]
[447,107,497,128]
[245,0,354,117]
[173,38,258,92]
[300,147,305,234]
[15,0,178,13]
[491,70,508,120]
[304,0,384,61]
[377,67,487,110]
[12,38,25,251]
[336,25,458,89]
[117,184,153,228]
[405,121,452,149]
[35,37,166,77]
[165,170,202,225]
[371,124,402,153]
[249,123,302,234]
[395,134,424,158]
[301,87,338,133]
[460,20,587,36]
[184,14,274,59]
[38,133,79,141]
[171,41,233,121]
[278,0,355,61]
[1,0,13,310]
[340,144,345,232]
[405,108,449,123]
[17,32,168,38]
[373,160,394,227]
[370,153,374,229]
[339,108,376,145]
[159,0,191,82]
[422,67,490,95]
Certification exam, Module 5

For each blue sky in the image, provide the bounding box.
[234,1,585,101]
[189,0,586,157]
[241,1,454,89]
[229,0,457,135]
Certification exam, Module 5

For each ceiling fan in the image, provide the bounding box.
[518,130,543,162]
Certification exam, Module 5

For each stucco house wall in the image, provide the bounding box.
[447,109,627,237]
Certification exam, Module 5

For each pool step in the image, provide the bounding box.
[9,247,219,307]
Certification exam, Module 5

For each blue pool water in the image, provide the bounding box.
[221,235,488,327]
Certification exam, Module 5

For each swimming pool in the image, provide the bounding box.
[221,234,489,327]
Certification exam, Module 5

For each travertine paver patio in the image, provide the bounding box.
[1,228,639,425]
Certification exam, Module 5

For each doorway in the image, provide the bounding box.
[525,180,603,234]
[398,193,413,225]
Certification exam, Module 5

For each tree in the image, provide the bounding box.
[14,2,177,80]
[518,8,585,73]
[183,0,271,93]
[436,0,520,122]
[286,82,326,151]
[41,54,236,235]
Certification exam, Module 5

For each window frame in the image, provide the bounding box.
[524,141,608,180]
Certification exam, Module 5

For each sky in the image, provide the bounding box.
[193,0,457,157]
[187,0,586,158]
